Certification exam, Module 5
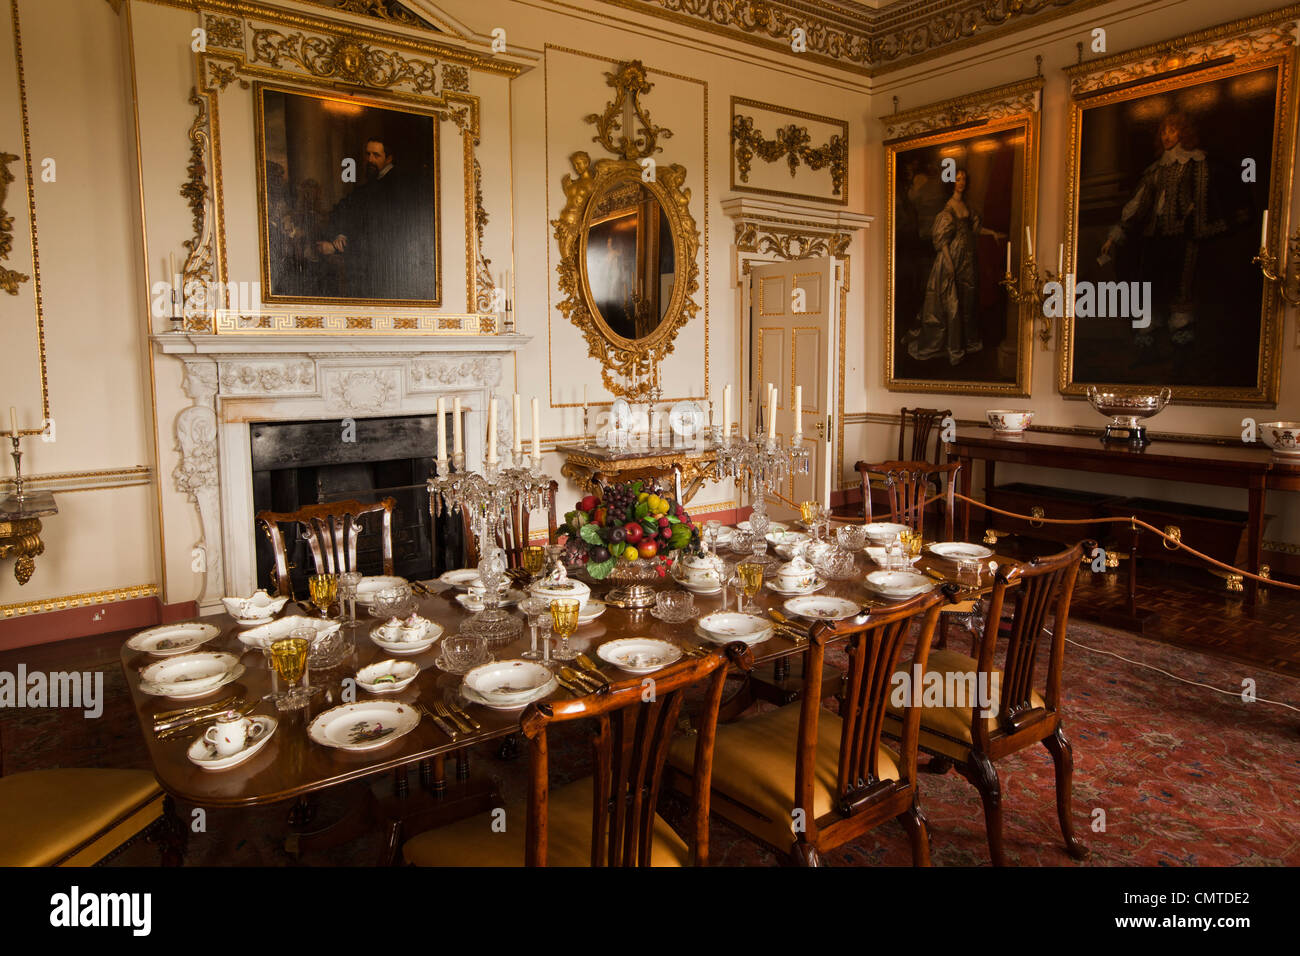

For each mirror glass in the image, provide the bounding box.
[583,178,677,342]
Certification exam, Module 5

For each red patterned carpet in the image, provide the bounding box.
[1,619,1296,866]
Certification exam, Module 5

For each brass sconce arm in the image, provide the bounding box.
[1253,229,1300,306]
[999,248,1059,348]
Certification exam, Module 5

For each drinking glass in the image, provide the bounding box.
[549,598,580,662]
[885,535,907,572]
[269,636,309,711]
[730,529,754,554]
[519,596,549,660]
[654,591,694,623]
[521,546,546,582]
[736,561,764,615]
[309,573,338,619]
[337,570,363,624]
[703,520,721,555]
[798,500,817,525]
[441,633,490,675]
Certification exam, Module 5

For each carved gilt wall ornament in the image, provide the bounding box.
[204,15,244,51]
[250,29,441,94]
[585,60,672,161]
[472,157,496,313]
[731,115,847,195]
[179,90,216,333]
[0,152,30,295]
[881,75,1043,141]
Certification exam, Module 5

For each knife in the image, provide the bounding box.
[574,654,610,689]
[152,694,242,724]
[560,666,602,692]
[417,703,458,740]
[444,698,482,731]
[554,673,589,696]
[437,701,473,734]
[156,702,256,739]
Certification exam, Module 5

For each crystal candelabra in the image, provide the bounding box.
[428,449,552,644]
[713,428,810,566]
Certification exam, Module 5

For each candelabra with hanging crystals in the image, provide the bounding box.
[428,448,552,644]
[713,428,810,566]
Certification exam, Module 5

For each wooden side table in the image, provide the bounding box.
[0,491,56,585]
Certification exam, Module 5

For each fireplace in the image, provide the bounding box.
[250,414,464,598]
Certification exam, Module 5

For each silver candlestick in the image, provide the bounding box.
[429,449,551,644]
[714,431,810,566]
[8,435,25,503]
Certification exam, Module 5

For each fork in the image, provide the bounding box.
[443,696,481,731]
[432,699,472,734]
[417,702,459,740]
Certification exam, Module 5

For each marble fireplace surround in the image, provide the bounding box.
[152,333,531,610]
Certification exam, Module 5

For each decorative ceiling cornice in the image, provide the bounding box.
[590,0,1113,76]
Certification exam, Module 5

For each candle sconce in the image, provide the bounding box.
[1253,229,1300,306]
[1000,249,1059,350]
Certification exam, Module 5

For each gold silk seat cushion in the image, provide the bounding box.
[0,768,163,867]
[402,776,691,867]
[884,648,1046,759]
[668,702,899,852]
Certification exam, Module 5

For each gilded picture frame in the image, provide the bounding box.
[883,77,1042,396]
[1058,13,1299,406]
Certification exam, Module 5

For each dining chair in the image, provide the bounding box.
[459,479,558,568]
[400,643,752,866]
[256,497,396,598]
[831,408,951,519]
[666,590,946,866]
[859,459,959,541]
[0,726,170,866]
[882,541,1090,866]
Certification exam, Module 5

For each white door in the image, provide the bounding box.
[748,257,840,519]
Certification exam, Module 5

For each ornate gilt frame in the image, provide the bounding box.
[180,1,521,334]
[882,76,1042,397]
[1059,12,1299,406]
[551,61,701,397]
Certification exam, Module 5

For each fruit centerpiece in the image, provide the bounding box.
[560,480,700,579]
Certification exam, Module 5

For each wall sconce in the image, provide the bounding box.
[999,233,1061,349]
[1252,218,1300,306]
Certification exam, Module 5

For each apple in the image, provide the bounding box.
[590,545,610,563]
[623,522,643,544]
[580,495,598,512]
[638,539,658,558]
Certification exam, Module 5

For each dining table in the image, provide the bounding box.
[119,530,1058,861]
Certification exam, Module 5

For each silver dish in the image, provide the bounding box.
[1086,385,1171,430]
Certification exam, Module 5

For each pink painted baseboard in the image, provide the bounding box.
[0,597,199,650]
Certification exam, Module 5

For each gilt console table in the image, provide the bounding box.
[0,490,56,585]
[556,442,720,504]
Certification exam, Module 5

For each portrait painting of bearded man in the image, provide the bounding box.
[257,86,441,305]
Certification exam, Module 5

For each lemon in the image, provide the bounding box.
[637,492,649,502]
[623,545,639,561]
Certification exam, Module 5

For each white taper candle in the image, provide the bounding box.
[453,397,463,455]
[436,397,447,463]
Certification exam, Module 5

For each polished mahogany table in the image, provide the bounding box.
[120,547,1030,816]
[947,430,1275,603]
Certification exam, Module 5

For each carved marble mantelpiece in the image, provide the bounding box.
[153,333,530,608]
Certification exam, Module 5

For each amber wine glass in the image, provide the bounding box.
[549,598,580,662]
[269,636,309,711]
[737,561,764,615]
[521,546,546,582]
[309,573,338,619]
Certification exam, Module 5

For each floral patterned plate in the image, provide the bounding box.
[127,622,221,657]
[696,612,773,646]
[307,701,420,752]
[782,595,862,622]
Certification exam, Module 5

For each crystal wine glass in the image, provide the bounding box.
[737,561,764,615]
[549,598,580,662]
[521,545,546,582]
[337,570,363,624]
[519,595,549,661]
[308,573,338,619]
[703,520,721,555]
[269,635,309,711]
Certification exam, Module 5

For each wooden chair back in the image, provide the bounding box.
[796,590,944,842]
[856,460,959,539]
[461,479,558,568]
[256,497,395,598]
[972,541,1086,748]
[899,406,952,467]
[519,642,752,866]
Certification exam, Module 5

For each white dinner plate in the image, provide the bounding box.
[783,595,861,622]
[139,663,245,700]
[187,716,277,771]
[673,575,723,595]
[864,547,922,568]
[140,652,241,696]
[463,659,555,704]
[308,701,420,752]
[455,589,525,612]
[597,638,682,675]
[438,569,482,590]
[865,570,934,599]
[927,541,995,561]
[126,622,221,657]
[765,577,827,596]
[354,575,410,603]
[237,616,340,650]
[355,660,421,694]
[696,612,773,645]
[862,522,909,542]
[577,602,606,625]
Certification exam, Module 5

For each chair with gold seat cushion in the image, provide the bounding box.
[400,643,751,867]
[883,541,1091,866]
[668,589,946,866]
[0,768,164,866]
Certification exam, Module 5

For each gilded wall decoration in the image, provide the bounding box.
[0,152,30,295]
[730,98,848,204]
[250,30,441,94]
[585,60,672,160]
[179,90,216,333]
[204,14,244,50]
[1059,12,1298,406]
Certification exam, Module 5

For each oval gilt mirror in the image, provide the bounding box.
[553,152,700,397]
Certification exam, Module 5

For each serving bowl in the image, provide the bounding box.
[221,590,288,624]
[1259,421,1300,458]
[986,409,1034,434]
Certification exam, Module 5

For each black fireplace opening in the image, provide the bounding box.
[250,414,463,598]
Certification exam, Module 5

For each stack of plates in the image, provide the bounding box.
[695,612,773,646]
[865,570,934,600]
[308,701,420,752]
[597,638,682,674]
[782,595,861,622]
[927,542,994,561]
[126,622,221,657]
[460,660,557,710]
[139,652,244,699]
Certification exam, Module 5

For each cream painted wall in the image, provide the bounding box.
[0,0,160,614]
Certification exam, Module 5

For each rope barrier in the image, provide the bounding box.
[758,485,1294,591]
